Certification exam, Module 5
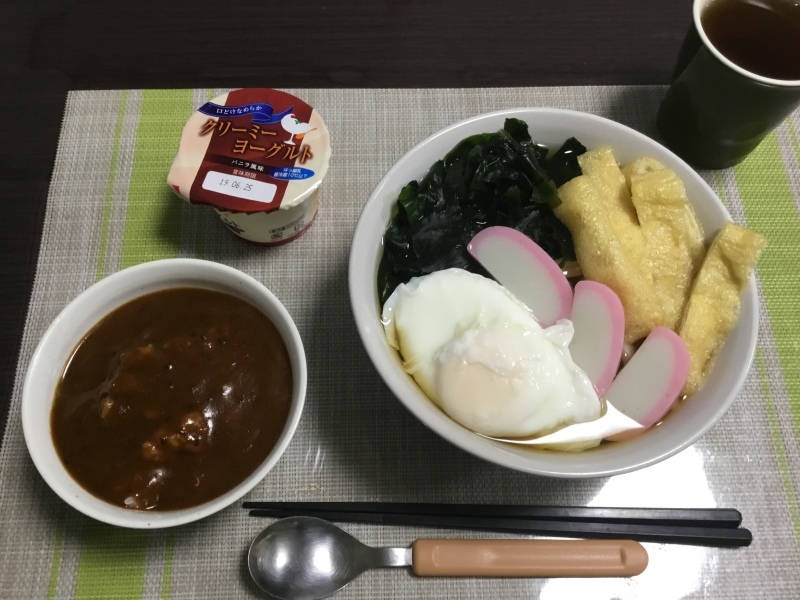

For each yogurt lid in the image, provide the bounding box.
[168,88,330,214]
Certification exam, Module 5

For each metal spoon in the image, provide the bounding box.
[247,516,648,600]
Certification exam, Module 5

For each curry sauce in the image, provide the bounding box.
[51,287,293,511]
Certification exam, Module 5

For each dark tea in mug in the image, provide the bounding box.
[702,0,800,81]
[657,0,800,169]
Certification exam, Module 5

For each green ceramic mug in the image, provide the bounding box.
[657,0,800,169]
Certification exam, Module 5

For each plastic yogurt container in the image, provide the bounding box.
[167,88,330,245]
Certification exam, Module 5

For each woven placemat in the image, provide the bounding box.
[1,87,798,599]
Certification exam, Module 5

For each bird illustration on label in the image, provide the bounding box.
[280,114,317,146]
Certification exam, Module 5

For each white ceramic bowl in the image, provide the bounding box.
[22,259,307,527]
[349,108,758,478]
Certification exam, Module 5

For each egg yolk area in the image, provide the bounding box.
[434,322,599,438]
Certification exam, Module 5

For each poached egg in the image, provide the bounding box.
[382,269,600,438]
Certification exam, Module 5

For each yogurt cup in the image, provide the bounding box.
[168,89,330,245]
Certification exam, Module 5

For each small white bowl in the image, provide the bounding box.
[22,259,306,528]
[349,108,758,478]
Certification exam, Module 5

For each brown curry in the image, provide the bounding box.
[51,287,293,511]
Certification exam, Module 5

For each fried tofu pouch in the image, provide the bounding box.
[679,222,766,395]
[578,148,650,274]
[621,156,667,189]
[628,162,706,330]
[555,175,665,343]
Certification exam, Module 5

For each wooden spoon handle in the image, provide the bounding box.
[411,538,648,577]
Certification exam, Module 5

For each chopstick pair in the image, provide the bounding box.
[242,502,752,548]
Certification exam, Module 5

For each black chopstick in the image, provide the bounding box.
[246,507,752,547]
[241,502,742,528]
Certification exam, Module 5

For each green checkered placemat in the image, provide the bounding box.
[1,87,799,599]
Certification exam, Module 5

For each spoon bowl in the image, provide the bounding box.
[248,516,405,600]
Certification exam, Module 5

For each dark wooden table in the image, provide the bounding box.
[0,0,691,436]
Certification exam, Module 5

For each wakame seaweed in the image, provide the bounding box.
[547,137,587,187]
[377,119,585,305]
